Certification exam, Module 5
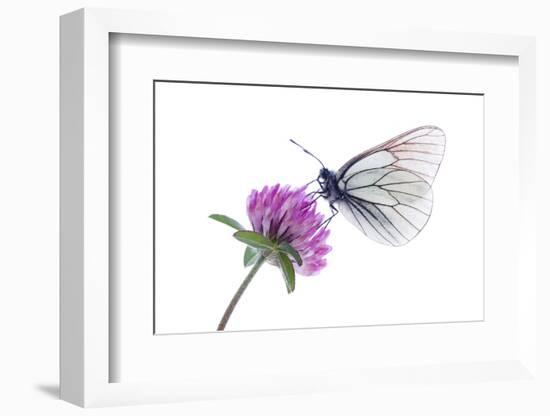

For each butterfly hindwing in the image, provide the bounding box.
[336,126,445,246]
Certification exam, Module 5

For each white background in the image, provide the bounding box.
[155,82,484,333]
[1,1,549,415]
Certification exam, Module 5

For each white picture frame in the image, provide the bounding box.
[60,7,539,408]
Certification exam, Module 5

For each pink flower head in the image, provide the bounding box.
[246,184,331,276]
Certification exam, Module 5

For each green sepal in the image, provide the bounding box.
[278,242,303,266]
[277,251,296,293]
[208,214,245,231]
[233,230,277,251]
[243,246,261,267]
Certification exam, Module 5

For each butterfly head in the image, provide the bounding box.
[317,168,341,203]
[318,167,332,183]
[289,139,342,203]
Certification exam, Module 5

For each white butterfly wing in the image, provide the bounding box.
[336,126,445,246]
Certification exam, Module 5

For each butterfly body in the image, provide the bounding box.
[296,126,446,247]
[317,168,343,204]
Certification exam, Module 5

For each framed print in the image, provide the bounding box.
[150,82,483,334]
[60,8,541,409]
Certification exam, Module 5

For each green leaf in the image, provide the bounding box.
[209,214,245,231]
[278,242,303,266]
[277,252,296,293]
[243,246,260,267]
[233,230,277,251]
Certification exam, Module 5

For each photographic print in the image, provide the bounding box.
[153,81,484,333]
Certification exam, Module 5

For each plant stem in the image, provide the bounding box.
[217,255,266,331]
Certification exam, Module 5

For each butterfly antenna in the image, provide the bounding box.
[290,139,326,169]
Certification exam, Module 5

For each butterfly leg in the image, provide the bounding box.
[305,178,323,198]
[320,203,339,230]
[304,178,318,188]
[304,177,323,198]
[306,189,322,198]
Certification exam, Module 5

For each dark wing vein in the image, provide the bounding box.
[345,197,396,246]
[353,197,410,243]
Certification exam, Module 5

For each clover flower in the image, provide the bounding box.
[210,184,331,331]
[246,184,331,276]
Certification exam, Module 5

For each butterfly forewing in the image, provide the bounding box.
[338,126,445,185]
[336,126,445,246]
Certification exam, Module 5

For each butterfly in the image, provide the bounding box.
[291,126,446,246]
